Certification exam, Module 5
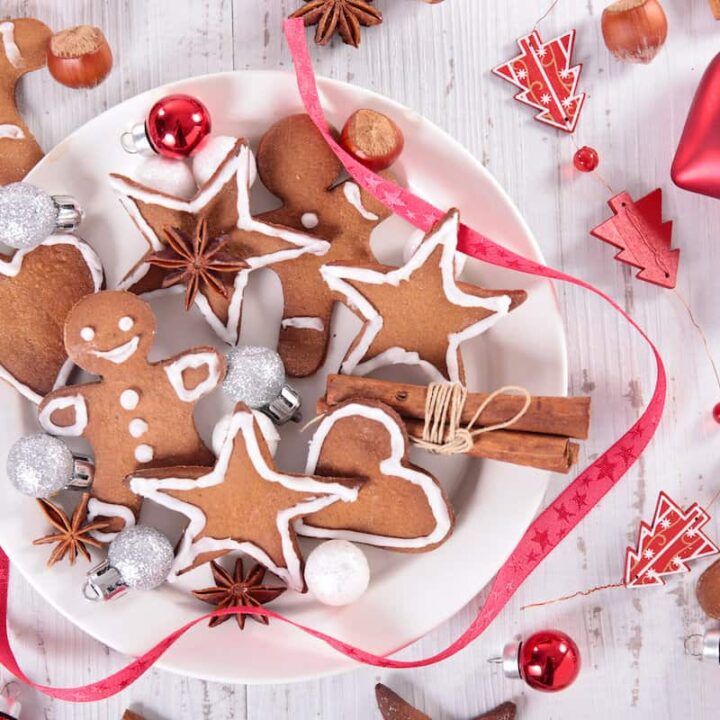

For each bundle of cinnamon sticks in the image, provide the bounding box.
[319,375,591,474]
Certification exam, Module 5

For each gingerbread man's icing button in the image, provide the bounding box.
[38,290,226,534]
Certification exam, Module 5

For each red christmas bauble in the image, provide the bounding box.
[573,146,599,173]
[713,403,720,424]
[145,94,211,159]
[518,630,580,691]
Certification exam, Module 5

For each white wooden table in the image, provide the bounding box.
[4,0,720,717]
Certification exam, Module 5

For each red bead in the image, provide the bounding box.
[145,94,211,159]
[518,630,581,692]
[713,403,720,423]
[573,146,600,173]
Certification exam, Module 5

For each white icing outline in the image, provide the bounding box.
[320,211,511,382]
[0,22,22,68]
[38,394,89,437]
[89,335,140,364]
[281,316,324,332]
[343,182,379,221]
[129,408,358,591]
[119,389,139,410]
[86,498,136,544]
[128,418,148,438]
[164,350,222,402]
[0,124,24,140]
[110,141,330,345]
[297,403,453,549]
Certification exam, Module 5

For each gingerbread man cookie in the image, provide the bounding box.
[321,209,527,383]
[255,113,397,377]
[109,138,329,344]
[0,235,103,403]
[0,18,52,184]
[298,400,455,552]
[38,291,225,534]
[128,403,361,591]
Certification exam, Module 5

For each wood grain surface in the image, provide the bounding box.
[2,1,720,718]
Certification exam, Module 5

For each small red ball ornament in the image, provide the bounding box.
[573,146,600,173]
[713,403,720,424]
[121,94,211,159]
[500,629,581,692]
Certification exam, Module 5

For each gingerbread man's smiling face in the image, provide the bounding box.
[64,291,155,376]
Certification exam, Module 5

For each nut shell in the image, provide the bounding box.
[47,25,113,88]
[697,558,720,619]
[601,0,668,65]
[340,109,404,172]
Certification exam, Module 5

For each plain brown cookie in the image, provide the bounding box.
[0,18,52,184]
[0,237,103,403]
[256,113,397,377]
[321,209,527,383]
[299,400,455,552]
[38,291,225,528]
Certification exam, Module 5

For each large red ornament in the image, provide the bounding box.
[590,189,679,289]
[672,53,720,199]
[492,30,586,133]
[624,491,720,588]
[122,94,212,159]
[502,629,581,692]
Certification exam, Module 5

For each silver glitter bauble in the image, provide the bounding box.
[108,526,174,591]
[6,433,74,498]
[0,183,58,250]
[223,345,286,408]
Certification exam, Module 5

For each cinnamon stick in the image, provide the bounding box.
[325,375,591,440]
[709,0,720,19]
[316,400,579,474]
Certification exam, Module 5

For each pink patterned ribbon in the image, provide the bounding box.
[0,18,666,702]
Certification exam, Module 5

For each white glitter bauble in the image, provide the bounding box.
[134,156,197,200]
[6,433,73,498]
[223,345,286,408]
[192,135,257,187]
[108,526,174,591]
[304,540,370,607]
[0,183,57,249]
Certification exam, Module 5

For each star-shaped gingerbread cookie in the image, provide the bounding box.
[128,404,361,591]
[109,138,330,344]
[321,209,527,383]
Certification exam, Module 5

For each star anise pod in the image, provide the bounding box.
[192,558,286,630]
[32,493,110,568]
[289,0,383,48]
[146,219,248,311]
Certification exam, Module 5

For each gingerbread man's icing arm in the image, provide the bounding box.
[163,347,226,403]
[38,390,89,437]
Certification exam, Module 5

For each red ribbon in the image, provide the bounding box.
[0,18,666,702]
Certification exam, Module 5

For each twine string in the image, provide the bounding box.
[413,383,532,455]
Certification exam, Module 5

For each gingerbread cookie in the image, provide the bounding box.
[38,291,225,534]
[255,113,397,377]
[0,235,103,403]
[298,400,454,551]
[128,403,361,591]
[321,209,527,383]
[0,18,52,184]
[109,137,329,344]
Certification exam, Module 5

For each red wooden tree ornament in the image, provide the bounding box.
[590,189,679,289]
[624,492,719,588]
[492,30,586,133]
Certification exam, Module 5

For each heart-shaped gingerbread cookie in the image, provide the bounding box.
[0,236,103,403]
[299,400,455,552]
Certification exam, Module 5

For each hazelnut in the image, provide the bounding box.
[601,0,668,65]
[340,109,405,172]
[48,25,113,89]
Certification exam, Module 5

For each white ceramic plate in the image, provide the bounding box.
[0,71,566,685]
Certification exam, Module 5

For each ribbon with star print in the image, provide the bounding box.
[0,18,667,701]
